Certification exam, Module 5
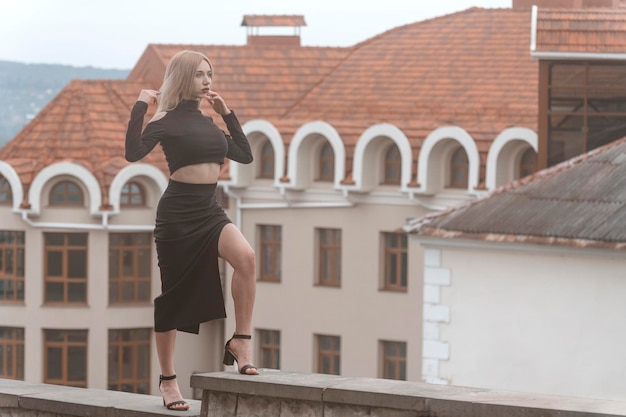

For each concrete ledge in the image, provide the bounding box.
[0,378,201,417]
[191,370,626,417]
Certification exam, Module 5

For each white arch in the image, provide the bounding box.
[226,119,284,187]
[350,123,412,191]
[28,161,102,215]
[0,161,24,212]
[286,121,346,189]
[109,163,169,212]
[418,126,480,194]
[486,127,538,190]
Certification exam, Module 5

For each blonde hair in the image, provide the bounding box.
[157,50,212,113]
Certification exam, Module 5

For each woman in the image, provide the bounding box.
[125,50,258,411]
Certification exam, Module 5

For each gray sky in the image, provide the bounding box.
[1,0,512,69]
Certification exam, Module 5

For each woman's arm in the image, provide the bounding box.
[125,89,166,161]
[222,111,253,164]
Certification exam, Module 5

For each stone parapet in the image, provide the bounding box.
[191,370,626,417]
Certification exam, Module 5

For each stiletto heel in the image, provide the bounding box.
[159,374,189,411]
[223,334,259,375]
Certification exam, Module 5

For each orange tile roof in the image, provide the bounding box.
[0,79,168,207]
[241,15,306,27]
[534,8,626,54]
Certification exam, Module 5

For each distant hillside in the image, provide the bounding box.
[0,60,129,149]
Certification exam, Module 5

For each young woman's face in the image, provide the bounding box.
[192,60,212,99]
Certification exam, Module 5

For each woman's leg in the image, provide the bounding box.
[218,223,257,374]
[155,330,189,409]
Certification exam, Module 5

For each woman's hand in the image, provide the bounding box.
[205,91,231,115]
[137,89,160,105]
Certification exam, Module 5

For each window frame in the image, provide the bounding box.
[380,340,407,380]
[120,181,146,207]
[315,228,341,287]
[49,180,84,206]
[381,232,408,292]
[258,225,281,283]
[43,329,88,388]
[44,233,88,305]
[448,147,469,189]
[315,334,341,375]
[108,328,151,394]
[258,140,275,180]
[0,176,12,205]
[0,231,25,303]
[316,142,335,182]
[108,233,152,305]
[0,326,25,380]
[382,145,402,185]
[257,329,280,369]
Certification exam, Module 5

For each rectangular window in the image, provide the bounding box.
[0,327,25,380]
[257,329,280,369]
[315,334,340,375]
[316,228,341,287]
[380,340,406,380]
[258,225,281,282]
[108,328,151,394]
[109,233,151,304]
[0,231,25,302]
[540,61,626,168]
[43,329,88,387]
[44,233,88,304]
[382,232,407,292]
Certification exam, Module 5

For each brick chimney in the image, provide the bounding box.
[241,15,306,47]
[513,0,625,8]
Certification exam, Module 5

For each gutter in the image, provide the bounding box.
[19,210,154,231]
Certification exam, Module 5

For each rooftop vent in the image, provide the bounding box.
[241,15,306,47]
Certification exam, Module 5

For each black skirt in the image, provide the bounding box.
[153,180,231,334]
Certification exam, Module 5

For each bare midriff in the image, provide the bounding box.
[170,162,221,184]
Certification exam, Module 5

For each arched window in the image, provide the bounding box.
[49,181,83,206]
[518,148,537,179]
[449,147,469,189]
[383,146,401,185]
[120,182,146,207]
[317,142,334,182]
[258,141,274,179]
[0,176,11,205]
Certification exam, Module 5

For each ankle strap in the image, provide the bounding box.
[232,334,252,339]
[160,374,177,381]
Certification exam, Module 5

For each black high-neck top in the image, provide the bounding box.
[125,99,253,174]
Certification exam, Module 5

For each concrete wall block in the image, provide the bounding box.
[422,358,439,378]
[237,394,281,416]
[208,392,237,417]
[423,303,449,323]
[423,322,440,340]
[370,407,425,417]
[324,403,370,417]
[423,248,441,267]
[424,267,450,286]
[279,399,323,417]
[423,340,450,360]
[423,284,440,303]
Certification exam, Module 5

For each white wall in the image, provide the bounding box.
[425,243,626,401]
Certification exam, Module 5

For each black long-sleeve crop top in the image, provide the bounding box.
[125,99,253,174]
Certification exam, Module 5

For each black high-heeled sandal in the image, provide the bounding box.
[223,334,259,375]
[159,374,189,411]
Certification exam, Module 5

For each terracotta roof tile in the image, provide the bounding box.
[0,79,168,204]
[534,8,626,54]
